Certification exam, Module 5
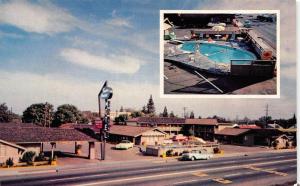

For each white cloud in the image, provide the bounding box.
[0,1,79,35]
[105,10,132,28]
[60,48,144,74]
[0,70,295,119]
[105,17,132,28]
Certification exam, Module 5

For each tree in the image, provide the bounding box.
[258,116,272,128]
[141,105,147,114]
[52,104,83,127]
[131,111,142,118]
[22,102,54,127]
[146,95,155,114]
[162,106,168,117]
[0,103,18,123]
[169,111,175,118]
[115,114,128,125]
[190,111,195,119]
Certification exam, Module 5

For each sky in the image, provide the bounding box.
[0,0,296,119]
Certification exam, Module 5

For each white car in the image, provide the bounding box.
[115,140,134,150]
[181,150,213,161]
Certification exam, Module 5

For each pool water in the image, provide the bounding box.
[181,42,257,64]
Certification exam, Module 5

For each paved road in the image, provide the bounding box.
[1,151,296,186]
[237,14,277,48]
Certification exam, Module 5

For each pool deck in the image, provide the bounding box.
[164,61,277,95]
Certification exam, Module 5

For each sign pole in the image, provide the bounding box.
[98,81,113,161]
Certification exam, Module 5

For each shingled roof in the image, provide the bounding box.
[137,117,186,124]
[185,119,218,125]
[0,125,98,143]
[215,128,251,136]
[108,125,165,137]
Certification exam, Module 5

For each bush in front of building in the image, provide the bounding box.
[6,157,14,167]
[34,152,46,162]
[166,149,174,157]
[20,151,36,165]
[213,147,221,154]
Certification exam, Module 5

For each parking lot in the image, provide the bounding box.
[43,142,284,166]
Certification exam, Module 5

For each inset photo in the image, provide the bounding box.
[160,10,279,98]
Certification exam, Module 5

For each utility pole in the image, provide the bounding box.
[183,107,187,118]
[265,104,269,128]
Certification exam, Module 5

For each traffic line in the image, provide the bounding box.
[244,165,288,177]
[212,177,232,184]
[75,159,295,186]
[192,172,208,177]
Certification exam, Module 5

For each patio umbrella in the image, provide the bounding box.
[164,23,172,30]
[212,25,225,31]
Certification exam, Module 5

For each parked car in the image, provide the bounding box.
[244,20,252,28]
[115,140,134,150]
[181,150,213,161]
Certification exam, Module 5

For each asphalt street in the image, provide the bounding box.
[1,151,296,186]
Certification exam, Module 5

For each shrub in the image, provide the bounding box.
[35,152,46,162]
[21,151,36,165]
[166,149,173,157]
[6,157,14,167]
[213,147,221,154]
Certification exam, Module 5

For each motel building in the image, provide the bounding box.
[108,125,166,146]
[127,117,227,141]
[0,123,98,165]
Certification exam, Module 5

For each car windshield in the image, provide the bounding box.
[121,140,130,143]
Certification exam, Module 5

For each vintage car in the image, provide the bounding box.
[181,150,213,161]
[115,140,134,150]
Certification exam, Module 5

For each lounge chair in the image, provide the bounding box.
[221,34,229,41]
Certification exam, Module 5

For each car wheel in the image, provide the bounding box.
[191,157,195,161]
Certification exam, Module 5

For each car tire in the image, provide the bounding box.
[191,157,195,161]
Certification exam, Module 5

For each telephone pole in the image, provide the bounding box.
[183,107,187,118]
[265,104,269,128]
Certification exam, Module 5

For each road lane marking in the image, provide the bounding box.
[244,166,288,177]
[192,172,208,177]
[212,177,232,184]
[174,179,206,185]
[75,159,296,186]
[19,170,57,175]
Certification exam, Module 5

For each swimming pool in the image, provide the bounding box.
[181,42,257,64]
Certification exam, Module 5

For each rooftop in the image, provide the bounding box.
[215,128,251,136]
[137,117,186,124]
[185,118,218,125]
[0,125,98,143]
[108,125,165,137]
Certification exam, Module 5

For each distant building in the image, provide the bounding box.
[215,128,295,147]
[108,125,166,145]
[110,111,132,120]
[125,117,219,141]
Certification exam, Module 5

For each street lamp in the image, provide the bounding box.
[98,81,113,160]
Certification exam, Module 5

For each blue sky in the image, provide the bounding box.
[0,0,296,119]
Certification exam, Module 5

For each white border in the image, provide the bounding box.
[160,10,280,99]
